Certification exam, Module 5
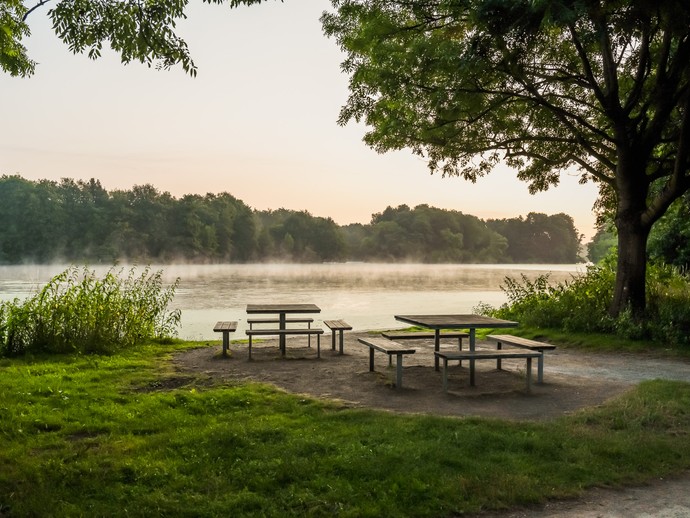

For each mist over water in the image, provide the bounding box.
[0,263,584,340]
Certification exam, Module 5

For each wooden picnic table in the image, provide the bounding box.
[246,303,321,355]
[394,314,518,373]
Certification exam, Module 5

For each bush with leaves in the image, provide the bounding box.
[0,266,180,356]
[487,257,690,348]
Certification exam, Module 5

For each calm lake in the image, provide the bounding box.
[0,263,585,340]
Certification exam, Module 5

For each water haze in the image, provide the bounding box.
[0,263,585,340]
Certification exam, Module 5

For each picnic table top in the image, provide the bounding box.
[246,303,321,314]
[394,314,518,329]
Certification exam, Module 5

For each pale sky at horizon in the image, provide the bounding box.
[2,1,601,240]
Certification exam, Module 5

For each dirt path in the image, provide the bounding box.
[174,332,690,517]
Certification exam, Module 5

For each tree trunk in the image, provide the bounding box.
[610,209,650,319]
[609,145,653,319]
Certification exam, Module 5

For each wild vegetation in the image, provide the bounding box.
[0,175,583,264]
[484,257,690,348]
[0,265,180,356]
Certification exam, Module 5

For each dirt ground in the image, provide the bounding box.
[174,332,690,517]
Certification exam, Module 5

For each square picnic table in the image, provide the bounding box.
[394,314,518,372]
[246,303,321,355]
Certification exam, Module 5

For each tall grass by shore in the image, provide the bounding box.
[0,265,180,356]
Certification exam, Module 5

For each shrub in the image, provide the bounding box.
[488,259,690,348]
[0,266,180,356]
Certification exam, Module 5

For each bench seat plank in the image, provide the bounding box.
[245,328,324,335]
[358,337,415,388]
[381,331,468,349]
[435,350,541,391]
[486,334,556,350]
[487,334,556,384]
[324,319,353,354]
[213,320,238,357]
[247,318,314,325]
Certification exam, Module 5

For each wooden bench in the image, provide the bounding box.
[358,337,416,388]
[487,334,556,384]
[323,319,352,354]
[247,317,314,327]
[245,328,324,359]
[435,350,542,392]
[248,317,315,347]
[213,320,238,357]
[381,331,469,349]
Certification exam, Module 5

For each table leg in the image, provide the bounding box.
[434,329,441,371]
[395,353,403,388]
[469,328,476,386]
[279,312,286,356]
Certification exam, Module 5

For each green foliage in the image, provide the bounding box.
[0,175,584,264]
[0,0,35,76]
[0,266,180,356]
[487,212,582,263]
[648,195,690,271]
[587,228,617,264]
[491,259,690,348]
[2,0,268,77]
[1,345,690,515]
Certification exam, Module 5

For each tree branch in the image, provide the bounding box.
[22,0,52,21]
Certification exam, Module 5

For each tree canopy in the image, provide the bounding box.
[0,0,267,77]
[322,0,690,317]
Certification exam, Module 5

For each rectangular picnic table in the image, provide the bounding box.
[394,314,518,374]
[246,303,321,355]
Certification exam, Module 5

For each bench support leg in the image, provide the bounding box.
[441,357,449,392]
[526,357,533,392]
[331,330,337,351]
[496,341,502,370]
[248,336,253,360]
[537,353,544,384]
[308,322,312,348]
[395,353,404,388]
[338,330,345,354]
[222,331,230,357]
[369,347,375,372]
[316,334,320,358]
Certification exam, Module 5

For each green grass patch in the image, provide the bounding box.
[1,342,690,516]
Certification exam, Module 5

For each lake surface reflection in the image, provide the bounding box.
[0,263,585,340]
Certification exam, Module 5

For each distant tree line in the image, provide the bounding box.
[0,175,583,264]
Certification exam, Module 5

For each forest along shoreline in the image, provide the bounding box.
[0,175,583,264]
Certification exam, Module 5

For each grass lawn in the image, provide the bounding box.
[1,340,690,517]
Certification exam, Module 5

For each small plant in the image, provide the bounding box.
[0,266,180,356]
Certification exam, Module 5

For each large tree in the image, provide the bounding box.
[1,0,265,77]
[322,0,690,317]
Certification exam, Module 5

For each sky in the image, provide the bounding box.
[1,1,601,240]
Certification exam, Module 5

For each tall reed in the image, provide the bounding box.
[0,266,180,356]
